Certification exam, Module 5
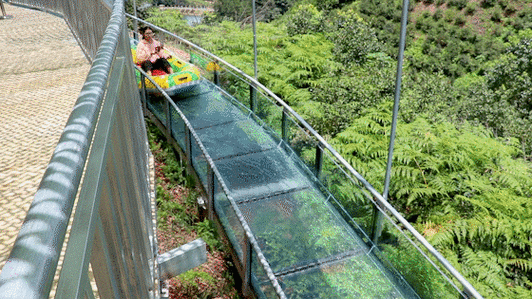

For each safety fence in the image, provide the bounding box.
[129,15,483,299]
[0,1,156,298]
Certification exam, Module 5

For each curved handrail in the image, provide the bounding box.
[126,14,482,299]
[134,65,287,299]
[0,1,124,298]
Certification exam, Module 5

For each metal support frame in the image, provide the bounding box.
[281,108,288,143]
[249,84,257,113]
[213,66,220,86]
[206,165,215,221]
[372,0,410,244]
[0,0,13,19]
[315,144,323,177]
[185,127,193,166]
[164,94,172,133]
[140,73,147,114]
[158,239,207,279]
[242,237,253,297]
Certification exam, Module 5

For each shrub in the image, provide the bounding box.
[504,4,516,17]
[465,2,476,15]
[286,4,324,36]
[491,7,502,22]
[449,0,467,10]
[497,0,508,9]
[444,9,457,23]
[481,0,496,8]
[455,14,466,26]
[433,8,444,21]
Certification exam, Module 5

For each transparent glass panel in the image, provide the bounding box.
[216,69,251,109]
[255,92,282,137]
[213,181,245,262]
[375,219,465,299]
[251,248,278,299]
[146,94,165,123]
[278,253,414,298]
[170,107,186,150]
[173,86,246,131]
[196,118,278,161]
[190,137,208,189]
[214,148,311,201]
[319,150,375,239]
[238,188,366,273]
[282,114,319,177]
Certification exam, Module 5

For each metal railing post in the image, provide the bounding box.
[242,237,253,297]
[206,164,215,221]
[315,144,323,177]
[373,0,410,244]
[185,127,192,166]
[164,96,171,134]
[140,73,147,114]
[0,1,13,19]
[281,108,288,143]
[250,85,257,113]
[213,60,220,86]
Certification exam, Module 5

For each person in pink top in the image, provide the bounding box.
[136,26,174,76]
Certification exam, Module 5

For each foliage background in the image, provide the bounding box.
[138,0,532,297]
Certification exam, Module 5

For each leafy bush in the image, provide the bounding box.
[286,4,324,36]
[447,0,467,10]
[481,0,497,8]
[194,219,221,250]
[326,10,382,66]
[465,2,477,15]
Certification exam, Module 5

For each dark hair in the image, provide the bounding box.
[138,26,149,35]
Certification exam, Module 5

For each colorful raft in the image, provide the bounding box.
[131,40,201,95]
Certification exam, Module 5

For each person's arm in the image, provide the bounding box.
[152,40,172,59]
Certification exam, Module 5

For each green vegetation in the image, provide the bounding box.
[139,0,532,297]
[147,120,240,298]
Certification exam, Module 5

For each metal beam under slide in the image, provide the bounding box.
[157,238,207,280]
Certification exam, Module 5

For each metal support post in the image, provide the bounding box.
[164,97,171,135]
[206,165,215,221]
[0,1,13,19]
[315,144,323,177]
[140,74,147,114]
[242,237,253,297]
[185,127,192,166]
[250,85,257,113]
[252,0,258,80]
[213,67,220,86]
[372,0,410,244]
[281,108,288,143]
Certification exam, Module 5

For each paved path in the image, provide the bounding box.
[0,3,90,271]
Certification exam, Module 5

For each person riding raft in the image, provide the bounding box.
[136,26,174,76]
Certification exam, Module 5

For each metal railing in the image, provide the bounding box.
[0,1,156,298]
[129,15,483,299]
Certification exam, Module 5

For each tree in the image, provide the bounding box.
[214,0,295,23]
[326,9,382,66]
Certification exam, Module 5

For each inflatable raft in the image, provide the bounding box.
[131,40,200,95]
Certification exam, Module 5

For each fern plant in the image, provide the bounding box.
[330,103,532,297]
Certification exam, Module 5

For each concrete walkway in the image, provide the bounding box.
[0,3,90,271]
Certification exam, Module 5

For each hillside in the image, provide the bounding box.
[138,0,532,297]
